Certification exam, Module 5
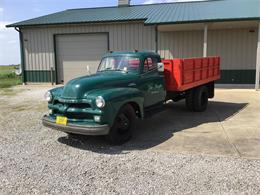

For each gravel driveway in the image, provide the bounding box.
[0,86,260,194]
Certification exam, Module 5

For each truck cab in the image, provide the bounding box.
[42,51,219,144]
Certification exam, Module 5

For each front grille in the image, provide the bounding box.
[53,100,91,109]
[52,100,93,120]
[70,103,91,109]
[65,112,93,120]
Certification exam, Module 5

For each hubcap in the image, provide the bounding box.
[117,113,130,134]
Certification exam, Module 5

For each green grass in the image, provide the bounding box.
[0,66,22,88]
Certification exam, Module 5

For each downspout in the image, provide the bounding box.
[203,24,208,57]
[155,25,158,53]
[255,22,260,91]
[15,27,26,84]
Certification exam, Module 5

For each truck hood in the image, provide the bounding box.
[61,71,138,99]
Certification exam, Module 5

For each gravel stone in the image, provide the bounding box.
[0,87,260,194]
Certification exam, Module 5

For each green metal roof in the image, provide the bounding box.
[7,0,260,27]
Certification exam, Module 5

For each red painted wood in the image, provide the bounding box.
[163,56,220,92]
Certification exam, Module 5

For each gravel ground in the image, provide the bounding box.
[0,87,260,194]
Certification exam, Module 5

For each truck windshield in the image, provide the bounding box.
[97,56,140,72]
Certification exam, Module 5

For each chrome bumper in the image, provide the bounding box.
[42,115,110,135]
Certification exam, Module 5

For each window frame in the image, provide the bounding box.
[97,56,141,73]
[142,56,159,74]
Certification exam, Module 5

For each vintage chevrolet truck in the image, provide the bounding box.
[42,51,220,144]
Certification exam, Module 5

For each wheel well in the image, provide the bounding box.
[127,102,141,118]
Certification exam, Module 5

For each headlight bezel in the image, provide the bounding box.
[44,91,53,102]
[95,96,105,108]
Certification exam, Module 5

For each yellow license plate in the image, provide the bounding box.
[56,116,68,125]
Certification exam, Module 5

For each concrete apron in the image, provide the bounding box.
[133,89,260,159]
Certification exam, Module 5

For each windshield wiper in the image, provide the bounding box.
[98,67,113,72]
[98,68,128,72]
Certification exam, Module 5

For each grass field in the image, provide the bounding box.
[0,66,22,88]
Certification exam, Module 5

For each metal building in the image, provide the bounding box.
[7,0,260,89]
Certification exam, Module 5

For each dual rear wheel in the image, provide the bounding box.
[185,86,209,112]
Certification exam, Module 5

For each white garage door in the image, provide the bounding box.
[56,33,108,83]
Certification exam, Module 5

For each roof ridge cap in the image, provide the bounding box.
[66,0,221,11]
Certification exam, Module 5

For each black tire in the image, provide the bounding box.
[193,86,209,112]
[185,90,194,111]
[106,104,136,145]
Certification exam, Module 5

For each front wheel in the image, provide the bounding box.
[106,104,136,145]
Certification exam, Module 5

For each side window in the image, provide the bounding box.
[144,57,158,72]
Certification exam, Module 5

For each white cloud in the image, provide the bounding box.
[143,0,204,4]
[0,8,3,12]
[0,22,9,31]
[0,22,20,65]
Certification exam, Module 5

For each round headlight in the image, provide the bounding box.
[95,96,105,108]
[44,91,52,102]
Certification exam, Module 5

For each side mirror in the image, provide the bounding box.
[157,62,164,72]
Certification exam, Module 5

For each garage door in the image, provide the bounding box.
[56,33,108,83]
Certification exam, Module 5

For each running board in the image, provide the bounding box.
[144,103,166,118]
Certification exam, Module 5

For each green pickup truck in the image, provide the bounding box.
[42,51,220,144]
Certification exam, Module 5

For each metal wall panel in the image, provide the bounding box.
[157,27,258,84]
[158,28,258,69]
[208,28,258,70]
[22,22,155,72]
[21,22,258,84]
[158,30,204,59]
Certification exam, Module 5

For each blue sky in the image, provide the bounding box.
[0,0,197,65]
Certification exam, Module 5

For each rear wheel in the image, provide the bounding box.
[185,86,209,112]
[106,104,136,145]
[193,86,209,112]
[185,90,194,111]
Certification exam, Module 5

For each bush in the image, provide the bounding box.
[0,77,22,88]
[0,66,22,88]
[0,72,17,79]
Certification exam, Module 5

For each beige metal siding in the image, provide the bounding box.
[22,23,155,71]
[208,28,258,70]
[158,28,257,70]
[158,30,203,59]
[56,34,108,83]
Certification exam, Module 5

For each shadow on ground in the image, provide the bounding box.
[57,100,248,154]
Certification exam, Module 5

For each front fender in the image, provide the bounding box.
[48,87,63,104]
[87,88,144,126]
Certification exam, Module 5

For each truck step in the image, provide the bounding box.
[144,103,166,118]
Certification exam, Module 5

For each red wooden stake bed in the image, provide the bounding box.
[163,57,220,92]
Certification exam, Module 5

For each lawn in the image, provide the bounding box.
[0,66,22,88]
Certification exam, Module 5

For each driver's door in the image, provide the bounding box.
[138,57,166,108]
